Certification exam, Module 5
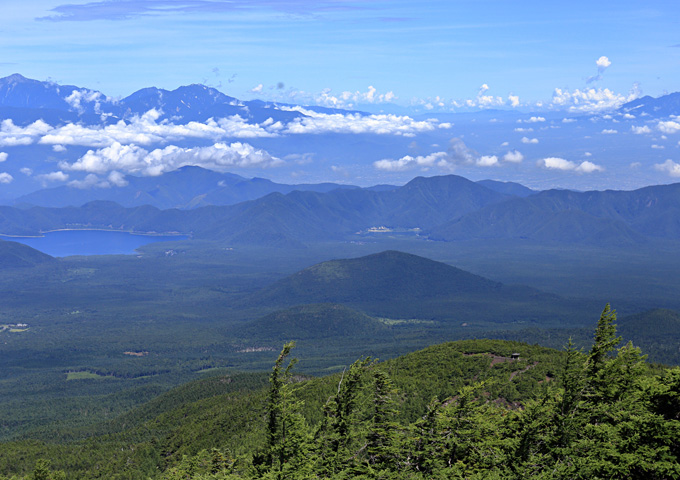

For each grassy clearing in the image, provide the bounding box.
[375,317,436,326]
[66,371,113,381]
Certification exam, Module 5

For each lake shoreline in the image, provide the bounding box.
[0,228,187,239]
[4,229,189,257]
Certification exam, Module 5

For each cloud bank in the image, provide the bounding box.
[0,108,445,150]
[374,138,520,172]
[654,159,680,177]
[550,84,640,113]
[60,142,283,177]
[537,157,603,173]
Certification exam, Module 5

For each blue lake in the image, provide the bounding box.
[6,230,187,257]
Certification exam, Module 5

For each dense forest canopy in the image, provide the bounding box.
[1,305,678,479]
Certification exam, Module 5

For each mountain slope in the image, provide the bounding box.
[477,179,535,197]
[250,250,501,307]
[4,174,680,248]
[0,240,54,268]
[617,308,680,365]
[15,166,361,210]
[429,184,680,245]
[619,91,680,117]
[236,303,390,341]
[0,339,567,478]
[243,250,591,326]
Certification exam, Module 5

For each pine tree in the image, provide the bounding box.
[586,303,621,385]
[366,369,400,470]
[315,357,371,475]
[252,342,311,480]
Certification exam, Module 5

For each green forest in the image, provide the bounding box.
[1,305,678,480]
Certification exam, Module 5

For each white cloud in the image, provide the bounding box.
[0,119,51,147]
[375,138,504,172]
[654,159,680,177]
[601,129,618,134]
[60,141,283,176]
[550,85,639,113]
[587,56,613,84]
[584,152,592,157]
[623,113,635,119]
[304,86,397,109]
[539,157,575,171]
[526,116,546,123]
[631,125,651,134]
[281,107,438,135]
[283,152,315,165]
[374,151,449,171]
[69,173,110,189]
[65,89,109,114]
[251,84,263,94]
[514,127,533,133]
[475,84,505,108]
[20,167,32,176]
[503,150,524,163]
[0,172,13,184]
[3,111,277,150]
[108,171,128,187]
[0,152,7,162]
[52,144,67,152]
[62,143,148,174]
[562,118,576,123]
[447,84,518,110]
[577,161,604,173]
[537,157,603,173]
[651,144,664,149]
[658,121,680,134]
[596,56,612,70]
[477,155,499,167]
[521,137,539,144]
[37,171,69,184]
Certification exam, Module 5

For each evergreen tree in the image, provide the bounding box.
[252,342,311,480]
[366,369,400,470]
[409,397,441,475]
[315,357,372,475]
[586,303,621,387]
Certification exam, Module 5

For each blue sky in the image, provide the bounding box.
[3,0,679,111]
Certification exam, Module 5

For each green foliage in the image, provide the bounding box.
[586,303,622,383]
[314,357,372,476]
[252,342,312,479]
[2,307,680,479]
[31,460,65,480]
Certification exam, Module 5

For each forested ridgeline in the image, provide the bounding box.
[2,305,679,480]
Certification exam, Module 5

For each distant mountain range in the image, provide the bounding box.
[3,73,679,125]
[2,73,680,203]
[428,183,680,246]
[618,92,680,118]
[14,166,362,209]
[14,165,537,210]
[1,172,679,248]
[0,73,359,126]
